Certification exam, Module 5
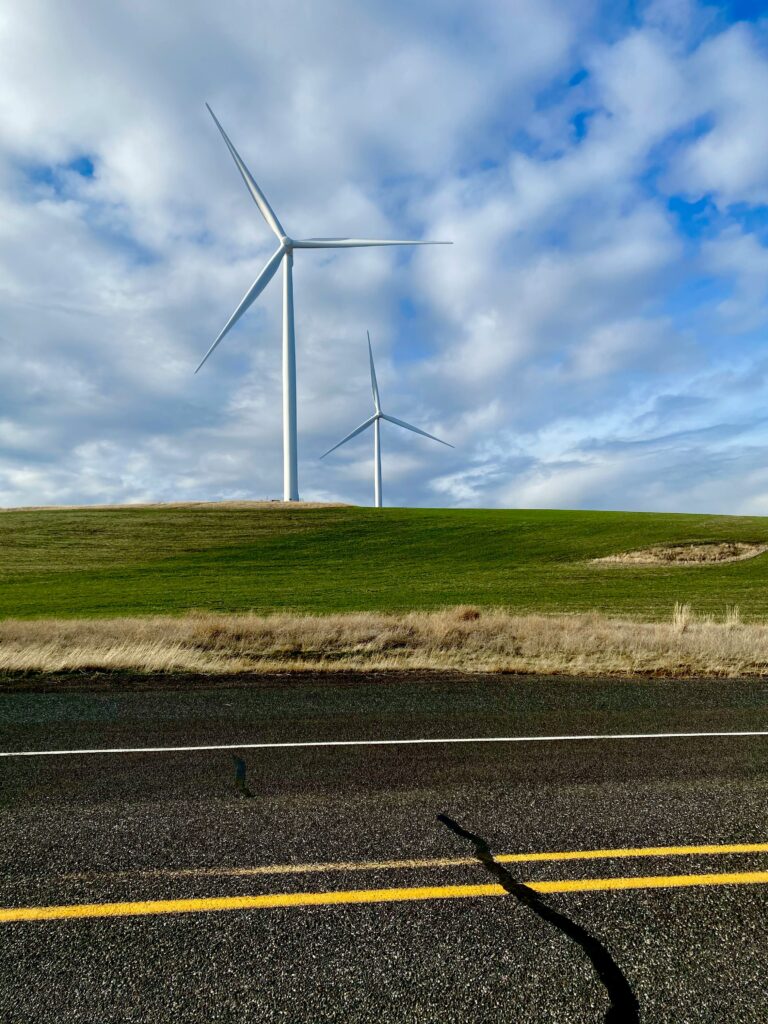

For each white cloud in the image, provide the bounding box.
[669,24,768,206]
[1,1,768,512]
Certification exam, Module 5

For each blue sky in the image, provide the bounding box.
[2,0,768,511]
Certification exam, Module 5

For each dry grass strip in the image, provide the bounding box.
[1,604,768,677]
[593,541,768,566]
[0,500,349,513]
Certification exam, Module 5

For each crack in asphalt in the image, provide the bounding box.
[437,814,640,1023]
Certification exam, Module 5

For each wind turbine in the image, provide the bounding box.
[197,104,451,502]
[321,332,453,507]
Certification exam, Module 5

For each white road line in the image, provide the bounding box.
[1,730,767,758]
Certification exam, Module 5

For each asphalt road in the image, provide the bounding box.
[1,673,767,1023]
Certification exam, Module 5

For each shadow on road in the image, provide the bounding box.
[232,755,254,798]
[437,814,640,1023]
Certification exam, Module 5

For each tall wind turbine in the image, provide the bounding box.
[321,332,453,507]
[197,104,451,502]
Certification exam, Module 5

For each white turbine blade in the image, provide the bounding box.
[320,415,377,458]
[381,412,454,448]
[367,331,381,412]
[206,103,285,240]
[195,246,284,373]
[292,238,452,248]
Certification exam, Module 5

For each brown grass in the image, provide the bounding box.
[2,605,768,677]
[593,541,768,566]
[0,500,351,513]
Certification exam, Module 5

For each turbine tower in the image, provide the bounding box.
[197,104,451,502]
[321,332,453,507]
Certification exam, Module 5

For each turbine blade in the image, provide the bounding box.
[206,103,285,240]
[320,415,377,458]
[195,246,284,373]
[381,412,453,448]
[292,238,452,248]
[367,331,381,412]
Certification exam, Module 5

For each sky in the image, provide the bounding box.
[2,0,768,512]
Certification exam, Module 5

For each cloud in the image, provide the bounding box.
[1,1,768,513]
[667,23,768,206]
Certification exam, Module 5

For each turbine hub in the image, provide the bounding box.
[281,236,293,251]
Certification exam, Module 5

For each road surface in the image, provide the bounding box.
[1,672,767,1022]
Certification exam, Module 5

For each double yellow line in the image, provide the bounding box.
[3,842,768,924]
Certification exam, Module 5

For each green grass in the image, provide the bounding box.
[2,505,768,620]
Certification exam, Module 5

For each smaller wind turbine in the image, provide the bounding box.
[321,333,453,507]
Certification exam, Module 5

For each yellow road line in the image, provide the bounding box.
[534,871,768,894]
[3,870,768,923]
[0,886,502,922]
[497,842,768,865]
[60,841,768,882]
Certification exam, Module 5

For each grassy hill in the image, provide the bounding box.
[2,503,768,620]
